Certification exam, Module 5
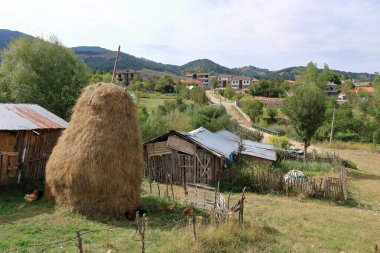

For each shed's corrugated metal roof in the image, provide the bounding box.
[0,104,68,130]
[186,128,276,161]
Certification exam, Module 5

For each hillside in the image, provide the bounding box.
[0,29,374,81]
[0,29,27,50]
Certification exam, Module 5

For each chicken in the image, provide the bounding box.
[125,203,146,220]
[24,189,43,202]
[182,207,192,216]
[165,204,176,212]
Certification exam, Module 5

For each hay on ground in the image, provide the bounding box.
[45,83,144,216]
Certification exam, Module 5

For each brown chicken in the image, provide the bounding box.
[165,204,176,212]
[182,207,192,216]
[24,190,43,202]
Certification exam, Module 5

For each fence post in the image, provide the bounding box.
[136,212,146,253]
[339,162,348,201]
[375,244,378,253]
[76,230,84,253]
[157,182,161,197]
[191,207,197,242]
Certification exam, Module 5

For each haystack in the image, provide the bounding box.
[45,83,144,216]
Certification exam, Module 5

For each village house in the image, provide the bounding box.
[144,127,276,185]
[0,104,67,186]
[185,73,210,88]
[230,76,252,90]
[325,82,339,97]
[217,74,258,90]
[217,74,233,87]
[348,86,375,100]
[116,69,140,86]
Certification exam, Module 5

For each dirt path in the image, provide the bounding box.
[206,90,323,152]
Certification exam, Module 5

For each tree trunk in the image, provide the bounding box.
[303,141,307,161]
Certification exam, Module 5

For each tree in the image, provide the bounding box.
[318,64,341,85]
[302,62,319,85]
[210,77,218,89]
[266,107,278,121]
[282,84,326,160]
[223,86,236,100]
[189,86,208,104]
[0,36,90,119]
[242,99,263,122]
[373,71,380,88]
[190,106,236,132]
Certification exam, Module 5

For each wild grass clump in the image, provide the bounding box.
[171,221,273,253]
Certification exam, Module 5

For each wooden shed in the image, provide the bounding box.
[0,104,67,186]
[144,127,276,185]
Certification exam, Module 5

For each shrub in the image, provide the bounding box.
[268,135,290,149]
[242,99,263,122]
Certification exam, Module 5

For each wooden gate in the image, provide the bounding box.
[146,149,215,185]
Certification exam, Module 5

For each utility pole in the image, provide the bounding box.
[329,104,336,148]
[111,45,121,84]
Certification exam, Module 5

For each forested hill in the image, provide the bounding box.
[0,29,27,50]
[0,29,374,81]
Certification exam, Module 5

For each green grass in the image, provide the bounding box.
[275,160,334,177]
[1,149,380,252]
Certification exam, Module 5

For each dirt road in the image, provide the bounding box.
[205,90,323,152]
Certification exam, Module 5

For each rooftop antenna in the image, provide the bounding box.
[111,45,121,84]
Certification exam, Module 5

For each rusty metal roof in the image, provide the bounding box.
[0,104,68,130]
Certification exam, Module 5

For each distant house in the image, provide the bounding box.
[116,69,140,86]
[230,76,252,90]
[185,73,210,88]
[348,86,375,99]
[217,74,233,87]
[144,127,276,185]
[0,104,67,186]
[217,74,257,90]
[325,82,339,97]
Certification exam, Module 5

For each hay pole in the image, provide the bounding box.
[111,45,121,84]
[76,230,84,253]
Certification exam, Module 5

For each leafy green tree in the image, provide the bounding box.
[282,83,326,160]
[341,80,354,92]
[0,36,90,119]
[373,71,380,88]
[318,64,341,85]
[210,77,218,89]
[223,86,236,100]
[143,79,155,91]
[189,87,208,104]
[242,99,263,122]
[266,107,278,121]
[302,62,319,85]
[130,80,144,91]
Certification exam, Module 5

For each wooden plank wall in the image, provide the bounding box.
[146,148,223,185]
[0,129,62,185]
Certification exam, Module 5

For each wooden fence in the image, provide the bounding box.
[228,164,348,201]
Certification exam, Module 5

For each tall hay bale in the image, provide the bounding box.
[45,83,144,216]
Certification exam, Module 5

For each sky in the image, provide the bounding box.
[1,0,379,73]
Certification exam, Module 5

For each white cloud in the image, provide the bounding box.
[1,0,379,72]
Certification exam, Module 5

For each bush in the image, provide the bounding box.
[190,105,236,132]
[240,129,264,142]
[268,135,290,149]
[242,99,263,122]
[335,131,360,142]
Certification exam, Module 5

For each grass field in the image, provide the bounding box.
[1,149,379,252]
